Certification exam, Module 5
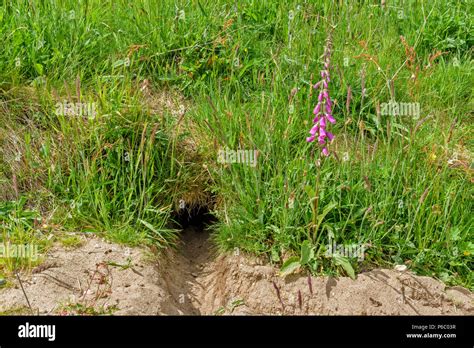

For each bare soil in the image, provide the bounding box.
[0,228,472,315]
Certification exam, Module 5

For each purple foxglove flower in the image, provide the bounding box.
[309,124,318,135]
[313,103,321,115]
[320,117,326,128]
[306,33,335,156]
[325,103,331,114]
[326,113,336,124]
[318,128,327,144]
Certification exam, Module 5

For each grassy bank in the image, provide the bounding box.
[0,0,472,288]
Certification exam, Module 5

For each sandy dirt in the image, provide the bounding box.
[0,228,472,315]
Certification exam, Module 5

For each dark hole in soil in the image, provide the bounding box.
[172,205,216,230]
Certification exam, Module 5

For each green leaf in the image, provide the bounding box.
[34,63,44,75]
[438,272,451,282]
[229,299,244,312]
[279,256,300,277]
[138,219,166,243]
[300,240,314,265]
[333,254,356,280]
[304,185,315,198]
[314,202,337,236]
[449,227,461,241]
[271,247,280,262]
[214,307,226,315]
[466,242,474,254]
[318,202,337,225]
[309,259,319,272]
[448,261,463,267]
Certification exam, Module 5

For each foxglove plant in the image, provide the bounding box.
[306,34,335,156]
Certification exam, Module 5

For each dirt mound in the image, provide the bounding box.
[199,255,473,315]
[0,230,472,315]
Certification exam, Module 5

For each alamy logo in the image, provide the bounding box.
[381,100,420,118]
[18,322,56,341]
[55,101,96,119]
[217,148,258,167]
[325,237,365,261]
[0,243,39,261]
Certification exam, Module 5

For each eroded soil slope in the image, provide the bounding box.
[0,230,472,315]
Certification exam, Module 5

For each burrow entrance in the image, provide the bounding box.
[171,204,216,265]
[172,204,216,230]
[172,205,215,264]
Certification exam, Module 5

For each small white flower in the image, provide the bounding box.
[394,264,407,272]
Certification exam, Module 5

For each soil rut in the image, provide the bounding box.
[159,226,215,315]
